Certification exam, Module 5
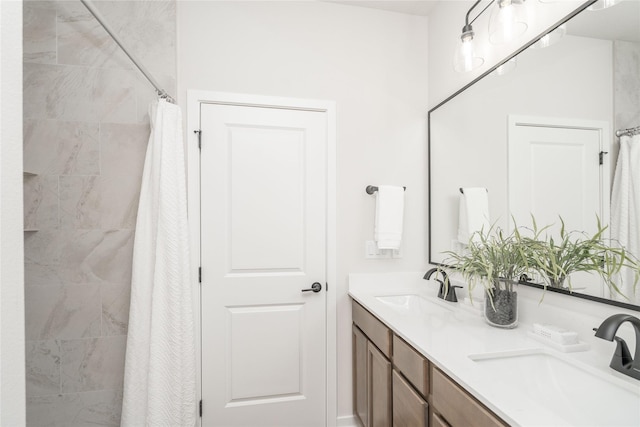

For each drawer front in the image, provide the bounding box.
[431,411,451,427]
[392,370,428,427]
[432,368,507,427]
[392,335,429,398]
[352,300,392,358]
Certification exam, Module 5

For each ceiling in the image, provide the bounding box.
[327,0,438,16]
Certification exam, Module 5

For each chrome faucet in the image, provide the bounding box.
[594,314,640,380]
[423,268,461,303]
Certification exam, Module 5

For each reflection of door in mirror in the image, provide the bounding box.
[508,116,611,298]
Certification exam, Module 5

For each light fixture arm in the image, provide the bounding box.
[463,0,496,32]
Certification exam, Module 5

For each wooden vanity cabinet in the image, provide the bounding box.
[352,301,392,427]
[352,299,509,427]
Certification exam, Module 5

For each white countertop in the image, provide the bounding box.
[349,272,640,427]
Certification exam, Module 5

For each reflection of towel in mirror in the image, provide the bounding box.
[458,187,490,244]
[610,134,640,304]
[374,185,405,250]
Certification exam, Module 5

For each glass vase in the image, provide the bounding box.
[484,279,518,329]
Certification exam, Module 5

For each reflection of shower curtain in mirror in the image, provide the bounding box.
[611,134,640,304]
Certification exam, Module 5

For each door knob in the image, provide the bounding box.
[301,282,322,293]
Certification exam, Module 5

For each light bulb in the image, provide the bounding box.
[488,0,528,45]
[453,27,484,72]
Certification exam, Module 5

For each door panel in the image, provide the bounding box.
[200,102,327,426]
[226,304,303,403]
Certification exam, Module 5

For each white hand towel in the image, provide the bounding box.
[458,187,490,244]
[374,185,405,250]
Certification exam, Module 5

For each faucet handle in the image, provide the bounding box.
[612,336,633,367]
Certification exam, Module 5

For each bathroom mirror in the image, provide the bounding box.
[428,0,640,309]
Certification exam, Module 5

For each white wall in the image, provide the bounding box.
[177,1,429,421]
[0,0,26,424]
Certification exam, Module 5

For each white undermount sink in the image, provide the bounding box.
[375,294,452,315]
[469,348,640,426]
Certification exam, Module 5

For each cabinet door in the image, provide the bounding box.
[392,370,428,427]
[368,341,392,427]
[353,325,368,427]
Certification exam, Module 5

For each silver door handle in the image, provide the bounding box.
[301,282,322,293]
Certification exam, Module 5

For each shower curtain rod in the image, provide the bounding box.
[79,0,175,104]
[616,125,640,138]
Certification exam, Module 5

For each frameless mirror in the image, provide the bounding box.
[428,0,640,309]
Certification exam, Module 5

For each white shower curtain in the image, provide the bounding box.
[121,99,197,426]
[610,133,640,304]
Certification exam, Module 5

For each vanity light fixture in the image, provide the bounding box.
[488,0,528,45]
[587,0,621,11]
[530,24,566,49]
[453,0,491,73]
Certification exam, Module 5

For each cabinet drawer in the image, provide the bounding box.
[392,335,429,398]
[431,411,451,427]
[352,300,392,358]
[432,368,507,427]
[392,370,428,427]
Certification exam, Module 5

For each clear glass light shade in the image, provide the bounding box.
[488,0,528,45]
[530,24,566,49]
[587,0,622,11]
[453,33,484,72]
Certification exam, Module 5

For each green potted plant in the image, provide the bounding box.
[517,217,640,298]
[443,224,529,329]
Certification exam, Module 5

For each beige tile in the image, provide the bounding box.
[100,122,149,178]
[59,174,142,229]
[24,229,65,286]
[56,1,132,70]
[26,389,122,427]
[26,229,134,287]
[60,336,126,393]
[614,41,640,130]
[26,339,61,397]
[59,229,135,286]
[24,1,57,64]
[25,284,101,341]
[23,119,100,175]
[23,63,138,123]
[101,282,130,336]
[23,174,59,230]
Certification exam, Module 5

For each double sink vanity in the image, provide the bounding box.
[349,273,640,427]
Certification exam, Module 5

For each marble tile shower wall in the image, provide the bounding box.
[614,40,640,130]
[22,1,176,425]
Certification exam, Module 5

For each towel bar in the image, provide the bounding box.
[459,187,488,194]
[366,185,406,195]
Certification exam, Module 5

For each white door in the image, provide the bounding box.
[199,102,328,426]
[508,116,610,296]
